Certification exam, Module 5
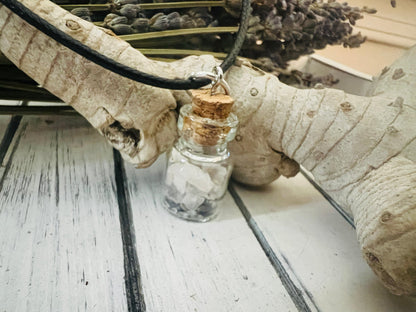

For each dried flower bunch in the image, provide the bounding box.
[0,0,383,101]
[102,7,216,35]
[52,0,376,87]
[67,0,217,34]
[234,0,372,69]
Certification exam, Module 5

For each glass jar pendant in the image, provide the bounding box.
[162,68,238,222]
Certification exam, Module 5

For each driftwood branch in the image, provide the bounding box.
[1,0,415,296]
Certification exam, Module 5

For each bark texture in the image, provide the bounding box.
[0,0,415,296]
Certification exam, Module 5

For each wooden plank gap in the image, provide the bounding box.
[300,168,355,228]
[0,100,27,165]
[0,115,21,165]
[0,115,28,191]
[113,150,146,312]
[54,131,59,207]
[228,183,320,312]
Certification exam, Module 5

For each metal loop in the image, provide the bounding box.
[189,66,230,95]
[189,71,217,82]
[212,66,224,81]
[210,66,230,95]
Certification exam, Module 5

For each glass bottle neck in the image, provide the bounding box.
[176,137,230,161]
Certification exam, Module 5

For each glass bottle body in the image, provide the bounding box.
[162,104,238,222]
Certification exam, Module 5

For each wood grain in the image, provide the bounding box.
[0,116,128,312]
[123,156,301,312]
[231,175,416,311]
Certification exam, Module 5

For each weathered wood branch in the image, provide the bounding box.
[0,0,415,296]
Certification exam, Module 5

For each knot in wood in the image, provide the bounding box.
[365,252,380,264]
[386,126,399,134]
[65,19,81,31]
[380,66,390,76]
[392,68,405,80]
[313,151,324,161]
[340,102,353,112]
[380,212,393,223]
[306,110,316,118]
[388,97,404,109]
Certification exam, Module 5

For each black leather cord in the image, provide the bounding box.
[218,0,250,73]
[0,0,250,90]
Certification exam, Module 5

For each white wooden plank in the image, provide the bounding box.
[0,100,21,106]
[0,116,128,312]
[29,101,67,106]
[233,175,416,311]
[124,157,300,312]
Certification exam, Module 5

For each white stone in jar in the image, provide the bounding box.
[181,186,205,211]
[165,158,215,195]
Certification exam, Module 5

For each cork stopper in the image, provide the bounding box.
[190,89,234,119]
[182,89,235,146]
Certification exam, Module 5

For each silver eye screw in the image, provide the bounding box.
[189,66,230,95]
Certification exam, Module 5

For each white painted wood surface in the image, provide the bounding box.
[0,116,128,312]
[1,100,415,311]
[233,175,416,311]
[0,100,21,106]
[124,158,300,312]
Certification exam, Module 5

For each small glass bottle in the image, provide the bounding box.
[163,89,238,222]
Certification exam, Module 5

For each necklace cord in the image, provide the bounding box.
[0,0,250,90]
